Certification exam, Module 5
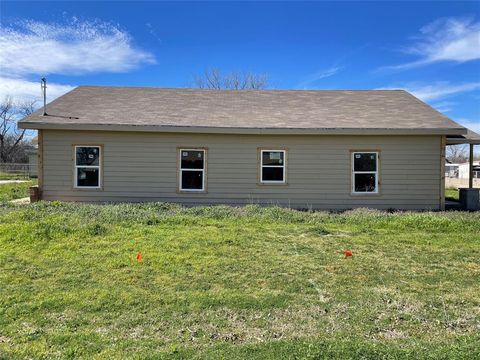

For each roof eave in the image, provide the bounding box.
[18,121,467,136]
[446,137,480,145]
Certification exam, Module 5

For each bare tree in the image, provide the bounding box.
[446,144,468,164]
[193,68,268,90]
[0,96,37,163]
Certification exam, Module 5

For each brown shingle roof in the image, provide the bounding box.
[19,86,466,135]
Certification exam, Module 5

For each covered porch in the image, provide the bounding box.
[446,130,480,211]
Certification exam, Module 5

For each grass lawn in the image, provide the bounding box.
[0,180,37,202]
[0,172,30,181]
[445,187,459,201]
[0,203,479,359]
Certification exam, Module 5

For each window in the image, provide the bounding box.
[179,149,206,191]
[260,150,286,184]
[75,146,101,188]
[352,152,378,194]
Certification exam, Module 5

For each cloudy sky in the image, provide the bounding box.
[1,1,479,132]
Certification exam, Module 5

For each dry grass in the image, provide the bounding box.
[445,177,480,189]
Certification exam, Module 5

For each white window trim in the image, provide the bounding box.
[179,148,206,192]
[260,149,286,184]
[74,145,101,189]
[351,151,379,194]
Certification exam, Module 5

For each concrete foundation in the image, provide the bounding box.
[459,188,480,211]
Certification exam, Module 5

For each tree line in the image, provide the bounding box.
[0,96,36,163]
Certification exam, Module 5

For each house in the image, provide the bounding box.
[445,163,460,178]
[18,86,480,210]
[459,161,480,180]
[445,161,480,179]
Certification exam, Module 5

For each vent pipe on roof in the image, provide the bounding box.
[41,78,47,116]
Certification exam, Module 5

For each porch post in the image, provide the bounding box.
[440,136,446,210]
[469,144,474,189]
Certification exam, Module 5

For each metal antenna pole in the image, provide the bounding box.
[41,78,47,116]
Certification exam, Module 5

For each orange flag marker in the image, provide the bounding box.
[136,252,142,262]
[344,250,353,258]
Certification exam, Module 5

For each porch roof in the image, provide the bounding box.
[446,129,480,145]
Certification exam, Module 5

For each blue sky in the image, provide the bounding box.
[1,1,480,132]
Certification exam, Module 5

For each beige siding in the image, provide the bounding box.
[41,130,442,210]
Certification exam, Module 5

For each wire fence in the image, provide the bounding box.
[0,163,37,180]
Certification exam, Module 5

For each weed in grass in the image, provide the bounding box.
[0,180,36,202]
[84,223,108,237]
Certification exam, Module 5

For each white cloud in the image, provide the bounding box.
[145,22,161,42]
[379,81,480,102]
[0,77,74,104]
[430,101,455,113]
[297,66,343,88]
[386,17,480,70]
[0,18,154,111]
[409,82,480,102]
[0,18,155,76]
[456,118,480,133]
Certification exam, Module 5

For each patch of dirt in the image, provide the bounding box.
[9,197,30,205]
[464,262,480,272]
[170,305,332,346]
[0,335,12,343]
[126,326,146,339]
[378,329,406,340]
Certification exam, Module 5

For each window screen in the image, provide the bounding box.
[261,150,286,183]
[75,146,101,188]
[179,149,205,191]
[352,152,378,193]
